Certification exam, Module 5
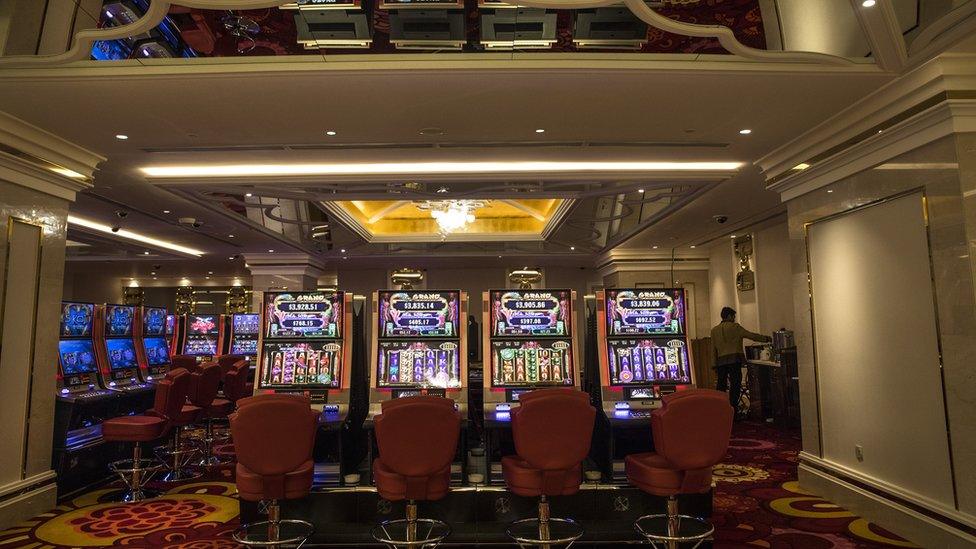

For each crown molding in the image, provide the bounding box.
[595,249,709,277]
[0,151,90,202]
[242,253,326,277]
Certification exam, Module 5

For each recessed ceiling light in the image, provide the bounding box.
[340,248,346,253]
[150,271,156,275]
[245,193,253,197]
[228,234,235,238]
[205,276,211,280]
[498,255,502,258]
[652,245,659,249]
[229,256,235,260]
[739,129,752,135]
[535,129,545,134]
[268,249,274,253]
[115,134,128,140]
[143,161,745,178]
[638,189,645,193]
[342,256,348,260]
[862,0,876,6]
[152,277,157,280]
[690,245,697,249]
[67,215,204,256]
[793,163,811,170]
[730,235,736,238]
[208,271,213,274]
[827,189,834,193]
[143,251,150,255]
[570,246,576,250]
[162,210,171,214]
[326,130,337,136]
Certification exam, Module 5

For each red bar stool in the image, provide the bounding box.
[211,359,253,463]
[186,362,233,468]
[216,354,245,380]
[626,389,733,549]
[102,368,191,502]
[156,367,208,483]
[172,354,199,372]
[231,394,318,547]
[372,396,459,548]
[502,388,595,548]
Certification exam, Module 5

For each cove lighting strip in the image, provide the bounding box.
[67,215,205,257]
[141,161,743,178]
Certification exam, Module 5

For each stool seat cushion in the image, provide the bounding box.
[103,415,168,442]
[625,452,712,497]
[236,459,314,502]
[176,404,203,425]
[502,456,581,498]
[373,459,450,502]
[205,398,234,418]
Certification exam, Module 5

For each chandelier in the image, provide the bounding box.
[414,200,489,237]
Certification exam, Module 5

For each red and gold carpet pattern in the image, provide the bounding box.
[0,422,916,548]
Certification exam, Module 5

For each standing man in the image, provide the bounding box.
[711,307,771,413]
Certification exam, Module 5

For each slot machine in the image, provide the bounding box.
[596,288,695,479]
[368,289,468,419]
[222,312,260,364]
[179,314,221,361]
[257,291,353,422]
[165,314,178,354]
[135,306,171,382]
[53,302,121,497]
[482,288,580,415]
[95,304,153,394]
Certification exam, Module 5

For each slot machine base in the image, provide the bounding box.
[239,483,713,546]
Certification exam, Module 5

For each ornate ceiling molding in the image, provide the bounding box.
[0,0,858,68]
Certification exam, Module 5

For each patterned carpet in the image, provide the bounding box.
[0,422,917,548]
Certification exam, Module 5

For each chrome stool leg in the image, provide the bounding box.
[506,496,584,549]
[157,426,202,483]
[108,442,163,502]
[233,499,314,547]
[634,496,714,549]
[196,418,231,468]
[370,500,451,548]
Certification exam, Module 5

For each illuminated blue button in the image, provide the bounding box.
[495,411,511,422]
[615,402,631,410]
[496,403,511,412]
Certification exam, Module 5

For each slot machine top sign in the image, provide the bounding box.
[265,292,342,339]
[379,290,459,338]
[143,307,167,336]
[606,289,685,336]
[61,302,94,337]
[491,289,571,337]
[188,315,219,335]
[105,305,135,337]
[233,313,260,335]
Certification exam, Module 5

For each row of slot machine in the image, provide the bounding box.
[170,312,261,362]
[251,286,694,428]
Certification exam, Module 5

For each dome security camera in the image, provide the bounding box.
[111,225,121,233]
[713,215,729,224]
[115,210,129,219]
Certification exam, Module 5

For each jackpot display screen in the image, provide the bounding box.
[490,339,574,388]
[490,289,571,337]
[378,290,459,338]
[143,307,167,336]
[58,339,97,375]
[605,289,685,336]
[265,292,341,339]
[61,302,94,337]
[233,313,260,335]
[104,305,135,337]
[187,315,220,336]
[261,341,342,387]
[376,340,461,389]
[607,338,691,386]
[105,338,138,370]
[143,337,171,366]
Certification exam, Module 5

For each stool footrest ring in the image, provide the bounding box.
[370,518,451,548]
[506,517,584,548]
[634,513,714,548]
[233,519,313,547]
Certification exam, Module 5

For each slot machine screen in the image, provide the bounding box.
[104,305,135,337]
[605,289,685,336]
[58,340,98,375]
[143,307,167,336]
[105,338,139,370]
[490,289,571,337]
[188,315,220,336]
[143,337,171,366]
[489,339,574,388]
[378,290,459,338]
[607,338,691,386]
[376,340,461,389]
[165,315,176,336]
[231,337,259,356]
[232,313,260,335]
[260,341,343,388]
[265,292,341,339]
[61,302,94,337]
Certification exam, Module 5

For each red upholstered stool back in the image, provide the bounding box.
[230,394,319,501]
[222,360,251,403]
[374,396,460,501]
[652,389,733,493]
[172,354,199,372]
[511,388,595,495]
[217,354,244,379]
[156,368,193,422]
[187,362,222,408]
